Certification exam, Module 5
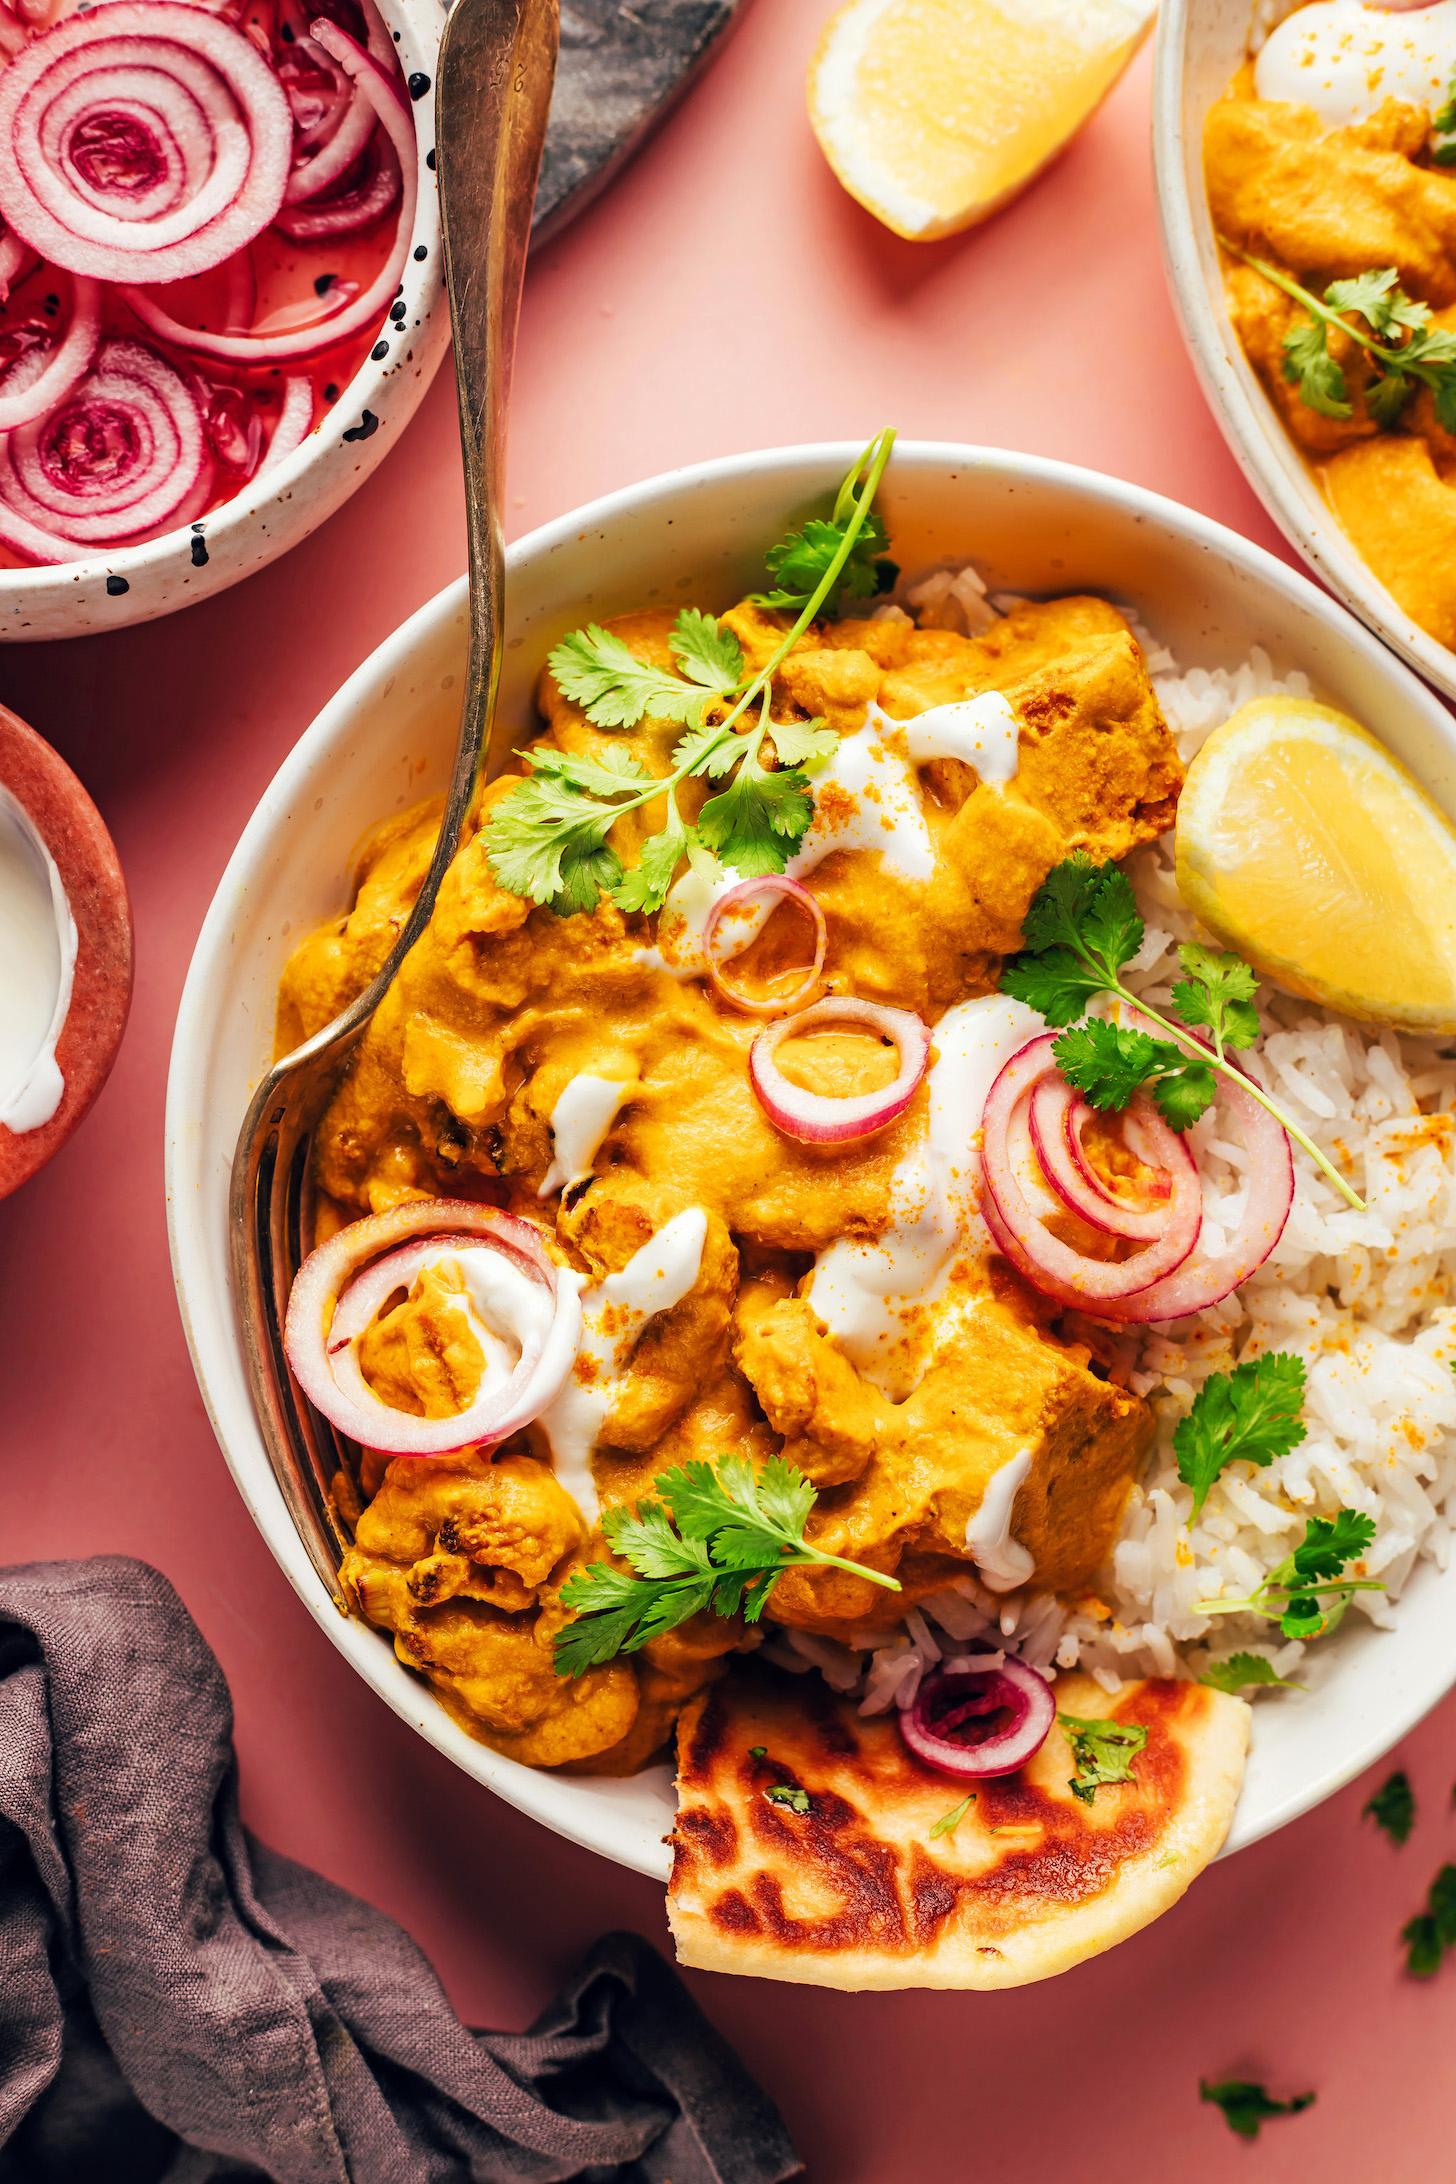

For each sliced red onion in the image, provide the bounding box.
[703,874,827,1018]
[749,996,931,1144]
[284,1198,583,1459]
[123,18,415,366]
[0,336,208,549]
[257,372,312,473]
[0,273,99,431]
[0,3,294,283]
[273,127,400,240]
[1029,1073,1177,1243]
[898,1658,1056,1781]
[0,221,27,301]
[980,1034,1202,1307]
[282,0,397,205]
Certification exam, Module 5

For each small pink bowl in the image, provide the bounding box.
[0,707,133,1197]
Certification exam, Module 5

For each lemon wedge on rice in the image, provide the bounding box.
[807,0,1156,243]
[1175,695,1456,1033]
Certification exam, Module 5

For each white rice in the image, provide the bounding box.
[787,572,1456,1707]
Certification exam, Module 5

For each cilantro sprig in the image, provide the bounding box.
[1196,1508,1382,1640]
[1000,853,1365,1208]
[1435,65,1456,165]
[1200,2079,1315,2140]
[485,430,896,917]
[1175,1352,1307,1519]
[552,1453,900,1678]
[1058,1712,1148,1803]
[1229,245,1456,431]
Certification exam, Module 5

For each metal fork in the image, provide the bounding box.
[228,0,560,1609]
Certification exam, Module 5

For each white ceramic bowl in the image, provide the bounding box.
[1153,0,1456,706]
[167,441,1456,1881]
[0,0,448,642]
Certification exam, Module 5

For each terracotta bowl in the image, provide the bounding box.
[0,706,133,1196]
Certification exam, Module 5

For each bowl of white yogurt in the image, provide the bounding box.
[0,706,132,1197]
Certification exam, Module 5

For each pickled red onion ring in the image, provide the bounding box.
[979,1033,1202,1307]
[257,372,312,472]
[704,874,826,1018]
[0,272,99,431]
[0,336,208,549]
[273,126,400,240]
[0,3,293,283]
[749,997,930,1144]
[0,221,27,301]
[123,18,415,365]
[282,0,398,205]
[284,1199,583,1458]
[898,1658,1056,1780]
[1028,1073,1175,1243]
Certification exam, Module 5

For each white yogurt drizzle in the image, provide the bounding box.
[806,993,1044,1395]
[964,1448,1036,1593]
[1255,0,1456,126]
[540,1207,708,1521]
[0,786,77,1134]
[422,1240,574,1403]
[649,693,1022,978]
[538,1072,634,1198]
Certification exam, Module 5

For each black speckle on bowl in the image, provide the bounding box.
[371,340,389,361]
[105,574,128,597]
[342,411,379,444]
[407,70,429,99]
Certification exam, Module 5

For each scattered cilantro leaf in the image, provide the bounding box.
[548,624,707,729]
[696,751,815,875]
[748,1745,766,1759]
[1364,1770,1416,1846]
[669,607,743,694]
[929,1793,976,1841]
[1174,1352,1307,1518]
[1403,1864,1456,1976]
[1199,1652,1299,1694]
[764,1785,811,1814]
[553,1456,900,1677]
[768,716,838,767]
[755,506,892,617]
[1058,1712,1148,1803]
[482,773,624,914]
[1002,853,1364,1208]
[1200,2080,1315,2140]
[610,804,696,916]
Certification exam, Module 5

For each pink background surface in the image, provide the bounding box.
[4,3,1454,2175]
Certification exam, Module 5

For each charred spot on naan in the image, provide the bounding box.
[668,1668,1249,1988]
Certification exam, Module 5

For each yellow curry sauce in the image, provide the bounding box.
[277,591,1183,1774]
[1204,30,1456,647]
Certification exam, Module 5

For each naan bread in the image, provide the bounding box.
[668,1667,1249,1989]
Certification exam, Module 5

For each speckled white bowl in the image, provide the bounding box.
[168,443,1456,1885]
[1154,0,1456,705]
[0,0,448,642]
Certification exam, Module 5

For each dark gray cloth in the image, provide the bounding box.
[0,1558,799,2184]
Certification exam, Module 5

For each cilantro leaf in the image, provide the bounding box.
[756,509,892,617]
[929,1793,976,1840]
[1403,1864,1456,1976]
[769,716,839,768]
[1240,247,1456,439]
[1200,2080,1315,2140]
[1170,942,1261,1054]
[610,808,696,916]
[1196,1507,1382,1641]
[1150,1061,1219,1131]
[1050,1018,1216,1131]
[548,624,705,729]
[483,773,623,914]
[672,719,743,779]
[1367,367,1414,429]
[1058,1712,1148,1803]
[1174,1352,1307,1518]
[553,1456,899,1677]
[1275,1507,1376,1589]
[523,744,654,798]
[669,607,744,694]
[1364,1769,1416,1846]
[1324,265,1403,331]
[696,757,814,875]
[1282,312,1351,418]
[1199,1652,1299,1694]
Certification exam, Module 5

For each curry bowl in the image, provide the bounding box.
[166,442,1456,1882]
[1153,0,1456,707]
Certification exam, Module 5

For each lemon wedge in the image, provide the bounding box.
[807,0,1155,243]
[1175,695,1456,1033]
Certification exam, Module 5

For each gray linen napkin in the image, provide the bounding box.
[0,1557,800,2184]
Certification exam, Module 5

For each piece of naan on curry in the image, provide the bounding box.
[668,1670,1248,1989]
[1203,0,1456,649]
[276,435,1456,1988]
